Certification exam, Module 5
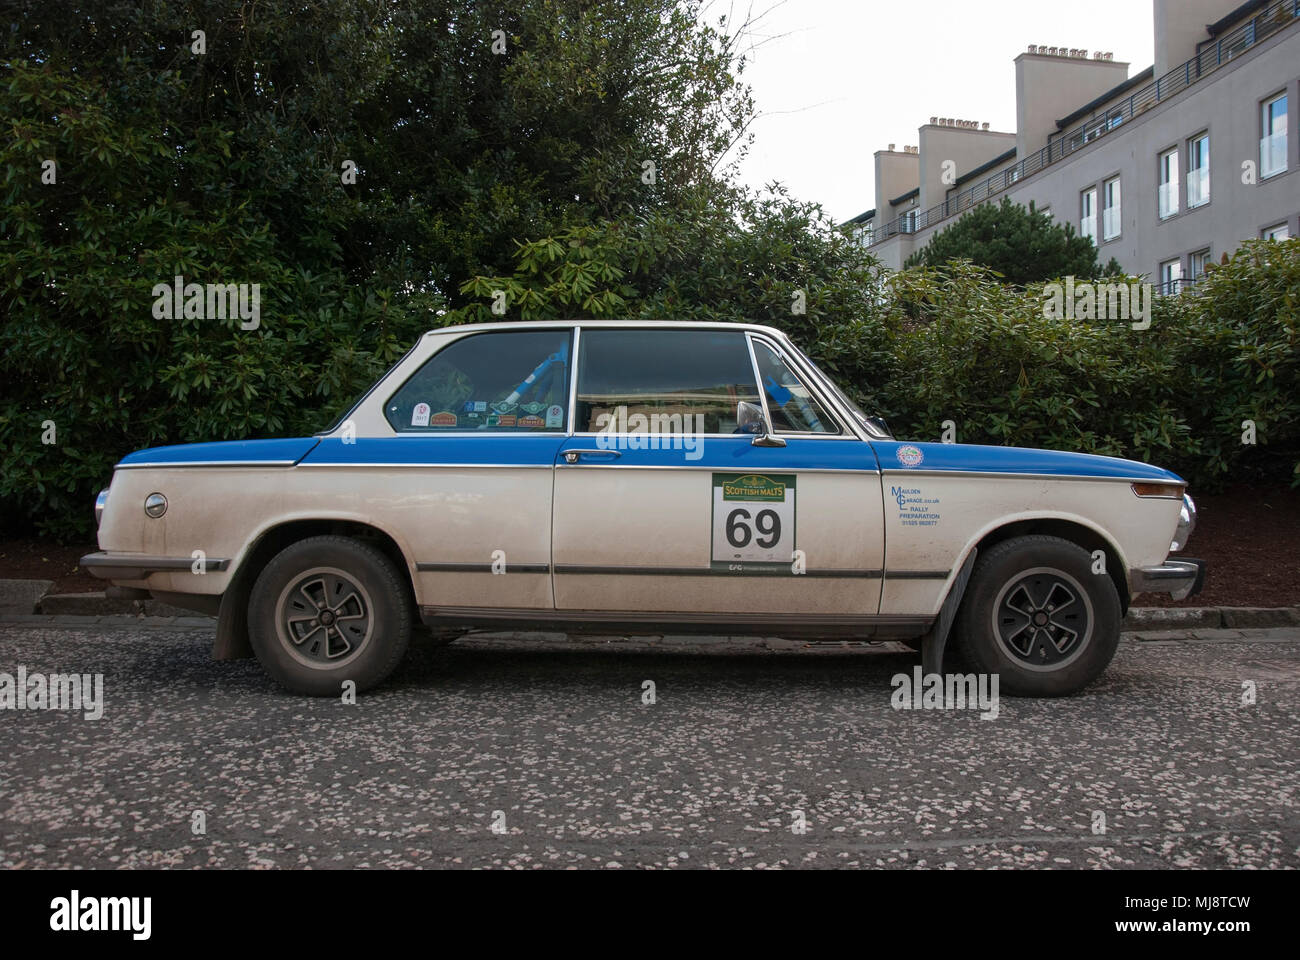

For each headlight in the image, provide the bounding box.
[95,488,109,528]
[1170,493,1196,551]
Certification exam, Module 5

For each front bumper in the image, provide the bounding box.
[1128,558,1206,601]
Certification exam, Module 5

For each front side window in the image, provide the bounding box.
[385,330,571,432]
[1080,188,1097,243]
[1188,133,1210,207]
[1158,148,1179,219]
[1261,93,1288,178]
[752,340,837,434]
[1102,177,1122,241]
[574,329,760,434]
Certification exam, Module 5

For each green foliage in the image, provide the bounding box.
[904,198,1116,284]
[877,243,1299,489]
[1,0,755,539]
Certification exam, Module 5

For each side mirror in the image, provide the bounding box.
[737,400,786,448]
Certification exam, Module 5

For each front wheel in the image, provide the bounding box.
[954,535,1121,696]
[248,535,413,695]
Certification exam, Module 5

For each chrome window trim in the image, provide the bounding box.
[567,325,581,436]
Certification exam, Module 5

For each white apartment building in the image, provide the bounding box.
[849,0,1298,290]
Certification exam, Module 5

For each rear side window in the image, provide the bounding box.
[574,329,760,434]
[385,330,572,432]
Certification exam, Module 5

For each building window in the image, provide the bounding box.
[1189,249,1211,283]
[1102,177,1121,241]
[1261,93,1288,179]
[1080,188,1097,244]
[1159,258,1182,295]
[1158,148,1180,219]
[1187,133,1210,208]
[1263,222,1291,241]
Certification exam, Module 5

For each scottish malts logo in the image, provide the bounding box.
[721,474,786,502]
[896,445,924,468]
[151,274,261,330]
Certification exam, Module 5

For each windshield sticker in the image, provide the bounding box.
[430,411,457,427]
[497,415,517,427]
[522,401,546,415]
[494,400,517,413]
[546,404,564,428]
[896,445,924,468]
[411,403,431,427]
[518,414,544,428]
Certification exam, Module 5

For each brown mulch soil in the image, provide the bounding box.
[1,483,1296,605]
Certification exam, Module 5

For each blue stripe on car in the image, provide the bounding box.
[118,438,321,466]
[116,434,1184,483]
[871,441,1185,483]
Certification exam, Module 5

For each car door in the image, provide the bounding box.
[304,327,573,612]
[550,327,884,621]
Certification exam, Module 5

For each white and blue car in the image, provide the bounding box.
[84,320,1204,696]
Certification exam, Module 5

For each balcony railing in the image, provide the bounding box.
[867,0,1300,247]
[1187,167,1210,207]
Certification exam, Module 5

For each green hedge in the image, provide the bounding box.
[856,241,1298,491]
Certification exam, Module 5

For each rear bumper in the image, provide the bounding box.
[80,551,230,581]
[1128,558,1206,601]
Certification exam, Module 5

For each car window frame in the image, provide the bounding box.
[568,325,766,438]
[745,333,848,438]
[381,327,577,436]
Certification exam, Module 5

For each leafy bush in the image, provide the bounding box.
[903,198,1122,284]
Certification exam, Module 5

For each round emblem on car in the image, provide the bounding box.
[897,445,924,468]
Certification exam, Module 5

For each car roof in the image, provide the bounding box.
[423,319,790,340]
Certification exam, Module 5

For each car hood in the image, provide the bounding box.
[116,438,321,468]
[870,441,1185,484]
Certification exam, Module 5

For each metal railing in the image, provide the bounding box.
[869,0,1299,246]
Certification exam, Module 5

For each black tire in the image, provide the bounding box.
[248,535,412,695]
[954,535,1120,697]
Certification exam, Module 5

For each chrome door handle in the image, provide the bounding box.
[563,450,622,464]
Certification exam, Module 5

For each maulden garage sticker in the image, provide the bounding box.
[711,473,796,569]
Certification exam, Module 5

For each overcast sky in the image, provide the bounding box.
[727,0,1157,222]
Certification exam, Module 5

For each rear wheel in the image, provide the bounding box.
[248,535,412,695]
[955,535,1120,696]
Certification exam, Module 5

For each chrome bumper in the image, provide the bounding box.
[1128,558,1206,601]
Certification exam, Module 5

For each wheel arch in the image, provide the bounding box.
[955,515,1132,615]
[213,517,417,660]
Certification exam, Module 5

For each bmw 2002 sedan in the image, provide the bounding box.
[83,321,1203,696]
